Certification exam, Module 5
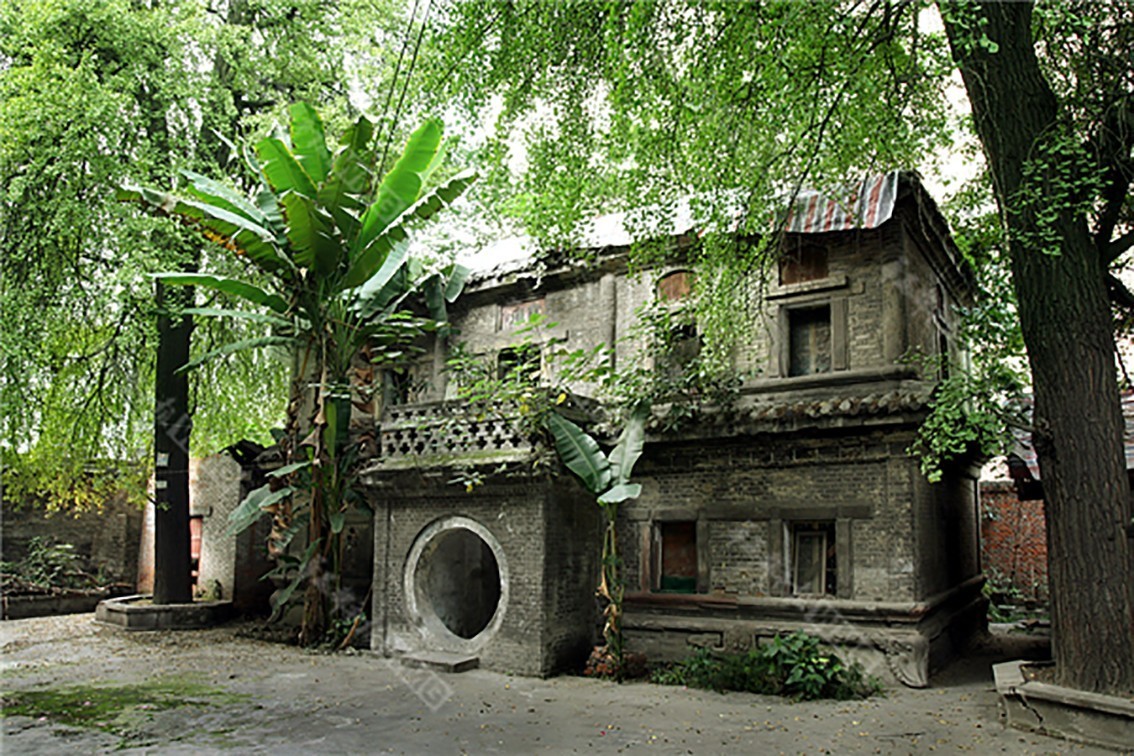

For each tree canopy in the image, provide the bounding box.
[0,0,400,507]
[417,0,1134,696]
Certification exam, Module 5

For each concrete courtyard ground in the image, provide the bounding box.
[0,614,1115,755]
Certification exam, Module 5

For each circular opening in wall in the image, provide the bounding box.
[416,527,502,640]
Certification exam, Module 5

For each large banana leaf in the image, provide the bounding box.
[118,184,291,274]
[423,275,449,325]
[180,307,292,329]
[180,170,273,229]
[288,103,332,185]
[350,119,442,262]
[226,484,295,536]
[607,409,647,485]
[155,272,291,314]
[319,116,375,243]
[546,412,612,495]
[179,334,298,373]
[352,242,409,314]
[443,262,471,303]
[598,483,642,505]
[344,168,478,287]
[280,193,340,276]
[255,137,318,198]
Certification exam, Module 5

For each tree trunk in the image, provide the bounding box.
[153,279,194,605]
[941,1,1134,695]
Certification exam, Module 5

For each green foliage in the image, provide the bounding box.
[123,102,472,643]
[907,350,1026,482]
[443,314,572,450]
[650,632,882,701]
[552,294,745,433]
[543,408,647,675]
[0,537,90,592]
[0,0,374,508]
[907,177,1030,481]
[0,457,147,514]
[415,0,954,403]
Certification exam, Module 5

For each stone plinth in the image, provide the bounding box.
[995,659,1134,751]
[95,594,233,631]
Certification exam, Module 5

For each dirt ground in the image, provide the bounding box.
[0,614,1114,755]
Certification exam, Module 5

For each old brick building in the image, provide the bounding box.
[362,172,985,686]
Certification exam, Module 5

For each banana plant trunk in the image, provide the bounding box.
[599,504,624,669]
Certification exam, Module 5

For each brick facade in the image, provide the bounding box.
[980,481,1049,602]
[362,174,985,685]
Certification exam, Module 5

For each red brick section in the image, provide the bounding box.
[980,481,1048,602]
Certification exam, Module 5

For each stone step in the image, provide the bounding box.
[399,651,479,673]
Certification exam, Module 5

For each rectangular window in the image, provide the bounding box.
[499,298,546,331]
[791,521,837,596]
[658,521,698,593]
[497,346,541,382]
[780,243,829,285]
[788,305,832,376]
[658,324,701,381]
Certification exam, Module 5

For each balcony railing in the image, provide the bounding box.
[379,401,531,464]
[372,393,600,470]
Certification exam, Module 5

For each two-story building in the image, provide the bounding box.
[361,171,984,686]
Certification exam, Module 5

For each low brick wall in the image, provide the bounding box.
[979,482,1048,602]
[1,492,143,589]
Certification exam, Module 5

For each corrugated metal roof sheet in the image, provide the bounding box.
[1007,393,1134,483]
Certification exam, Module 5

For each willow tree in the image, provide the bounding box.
[0,0,401,505]
[1,0,402,603]
[420,0,1134,695]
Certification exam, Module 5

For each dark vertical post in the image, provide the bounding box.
[153,278,193,604]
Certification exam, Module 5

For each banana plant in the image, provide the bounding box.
[545,407,647,673]
[119,103,475,644]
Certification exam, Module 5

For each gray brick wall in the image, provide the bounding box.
[369,471,599,676]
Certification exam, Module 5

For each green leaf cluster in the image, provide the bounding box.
[650,631,882,701]
[122,102,473,642]
[0,0,378,507]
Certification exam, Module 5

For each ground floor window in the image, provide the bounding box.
[790,521,837,596]
[656,521,699,593]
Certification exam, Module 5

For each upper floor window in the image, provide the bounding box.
[787,305,832,376]
[779,243,829,285]
[658,270,695,302]
[497,346,541,383]
[500,298,546,331]
[658,323,702,381]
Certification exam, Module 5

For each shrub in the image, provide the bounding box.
[0,536,92,593]
[649,631,882,700]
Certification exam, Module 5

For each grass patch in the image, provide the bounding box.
[1,679,247,737]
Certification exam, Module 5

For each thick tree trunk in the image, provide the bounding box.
[153,279,194,605]
[942,1,1134,695]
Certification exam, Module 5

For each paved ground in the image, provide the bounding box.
[0,614,1113,755]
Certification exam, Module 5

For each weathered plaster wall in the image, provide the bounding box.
[192,453,241,600]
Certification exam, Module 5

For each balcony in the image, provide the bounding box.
[370,394,600,472]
